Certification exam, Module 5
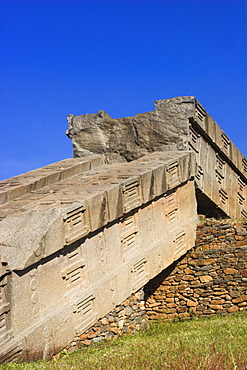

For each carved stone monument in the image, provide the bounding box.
[0,97,246,363]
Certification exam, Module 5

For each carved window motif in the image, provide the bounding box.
[195,102,206,124]
[1,343,23,364]
[221,133,230,154]
[164,192,178,225]
[238,193,244,206]
[166,209,177,223]
[189,126,200,153]
[215,154,225,186]
[241,209,247,219]
[195,165,204,182]
[64,205,89,245]
[122,233,136,250]
[166,161,180,189]
[120,214,138,250]
[238,178,245,205]
[173,231,186,259]
[131,258,148,291]
[164,192,176,210]
[243,158,247,176]
[219,189,228,205]
[74,294,94,315]
[62,260,85,286]
[122,180,142,213]
[67,248,80,261]
[73,294,96,335]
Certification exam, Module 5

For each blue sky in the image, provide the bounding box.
[1,0,246,180]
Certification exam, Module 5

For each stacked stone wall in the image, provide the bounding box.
[145,218,247,321]
[63,289,149,354]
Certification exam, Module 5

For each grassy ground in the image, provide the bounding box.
[1,313,246,370]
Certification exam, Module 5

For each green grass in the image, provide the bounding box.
[1,313,246,370]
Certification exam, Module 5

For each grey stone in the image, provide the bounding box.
[105,332,114,339]
[91,337,104,344]
[125,306,133,316]
[201,265,213,271]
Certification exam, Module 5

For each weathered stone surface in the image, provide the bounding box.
[66,98,194,161]
[67,97,247,219]
[0,151,198,363]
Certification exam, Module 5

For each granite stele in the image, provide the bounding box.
[0,97,246,362]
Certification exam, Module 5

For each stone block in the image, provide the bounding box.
[224,268,239,275]
[227,305,239,313]
[115,266,133,305]
[70,290,99,337]
[83,231,109,282]
[104,222,122,273]
[63,202,90,245]
[130,255,149,293]
[97,277,118,318]
[199,276,213,283]
[121,176,143,213]
[25,321,54,361]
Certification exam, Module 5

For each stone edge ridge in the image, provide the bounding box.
[0,155,104,205]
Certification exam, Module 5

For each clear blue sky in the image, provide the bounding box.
[1,0,246,180]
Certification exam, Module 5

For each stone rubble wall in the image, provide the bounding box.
[145,218,247,321]
[63,289,149,355]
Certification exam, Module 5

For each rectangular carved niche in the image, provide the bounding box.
[166,161,180,189]
[131,258,148,292]
[0,343,23,364]
[122,179,142,213]
[62,247,85,287]
[164,192,178,226]
[221,133,230,156]
[238,178,245,206]
[189,125,200,153]
[195,165,204,184]
[120,213,139,252]
[73,294,96,335]
[164,192,177,210]
[62,260,85,286]
[243,158,247,176]
[215,154,225,187]
[219,188,228,205]
[241,209,247,219]
[195,101,206,125]
[64,205,90,245]
[173,230,186,260]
